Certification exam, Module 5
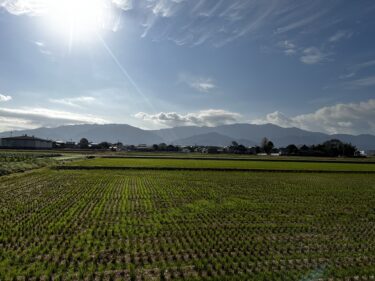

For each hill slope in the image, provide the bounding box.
[173,132,256,147]
[0,124,164,145]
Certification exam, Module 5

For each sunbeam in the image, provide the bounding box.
[97,34,156,111]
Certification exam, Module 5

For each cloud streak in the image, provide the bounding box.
[49,96,97,108]
[329,30,353,43]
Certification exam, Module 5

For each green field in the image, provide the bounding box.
[1,162,375,280]
[67,157,375,172]
[0,152,61,176]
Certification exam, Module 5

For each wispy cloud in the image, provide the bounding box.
[0,0,349,48]
[179,74,216,93]
[191,79,216,93]
[252,99,375,135]
[275,9,327,34]
[135,109,242,127]
[0,94,12,102]
[0,116,34,132]
[112,0,133,11]
[344,75,375,88]
[300,47,330,64]
[33,41,52,56]
[49,96,97,108]
[277,40,297,55]
[339,72,356,80]
[351,60,375,72]
[339,59,375,80]
[34,41,44,47]
[0,106,107,131]
[329,30,353,43]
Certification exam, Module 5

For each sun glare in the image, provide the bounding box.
[44,0,110,42]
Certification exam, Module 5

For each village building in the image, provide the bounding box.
[0,135,53,149]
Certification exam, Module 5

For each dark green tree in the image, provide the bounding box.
[261,137,274,154]
[286,144,299,155]
[79,138,89,149]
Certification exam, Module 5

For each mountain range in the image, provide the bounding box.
[0,123,374,150]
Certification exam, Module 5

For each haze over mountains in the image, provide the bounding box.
[0,123,374,150]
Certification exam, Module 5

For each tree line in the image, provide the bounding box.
[72,137,359,157]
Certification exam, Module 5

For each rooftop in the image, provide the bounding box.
[1,135,52,142]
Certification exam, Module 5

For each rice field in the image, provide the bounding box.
[66,157,375,172]
[1,163,375,280]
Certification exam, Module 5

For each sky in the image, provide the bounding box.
[0,0,375,135]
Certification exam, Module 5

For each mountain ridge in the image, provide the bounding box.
[0,123,374,150]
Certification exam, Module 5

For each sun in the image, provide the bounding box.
[43,0,111,42]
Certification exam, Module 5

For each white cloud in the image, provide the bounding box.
[0,0,46,16]
[49,96,97,107]
[112,0,133,11]
[0,106,107,131]
[329,30,352,43]
[300,47,329,64]
[252,99,375,135]
[0,94,12,102]
[179,74,216,93]
[135,109,242,127]
[190,79,216,93]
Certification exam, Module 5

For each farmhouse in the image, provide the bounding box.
[0,135,53,149]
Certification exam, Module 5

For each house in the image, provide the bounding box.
[0,135,53,149]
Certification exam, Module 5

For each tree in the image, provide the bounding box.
[286,144,299,155]
[261,137,274,154]
[79,138,89,149]
[98,142,111,149]
[158,143,167,151]
[342,143,357,157]
[237,144,247,153]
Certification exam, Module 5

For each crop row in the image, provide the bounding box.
[66,158,375,172]
[1,169,375,280]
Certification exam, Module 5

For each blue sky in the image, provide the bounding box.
[0,0,375,134]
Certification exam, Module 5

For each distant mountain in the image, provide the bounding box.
[330,134,375,151]
[1,123,374,150]
[0,124,164,145]
[174,132,257,147]
[152,126,214,141]
[158,124,375,150]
